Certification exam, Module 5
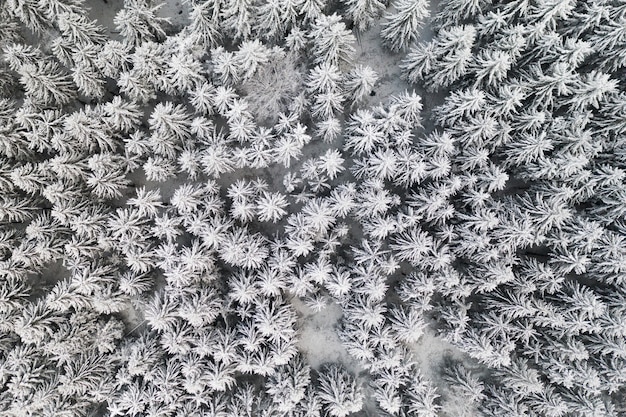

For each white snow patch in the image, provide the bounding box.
[353,24,410,108]
[411,327,465,380]
[291,298,361,372]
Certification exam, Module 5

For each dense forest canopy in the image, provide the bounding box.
[0,0,626,416]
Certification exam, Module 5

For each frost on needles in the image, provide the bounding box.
[1,0,626,416]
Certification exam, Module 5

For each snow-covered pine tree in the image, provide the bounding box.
[62,108,118,153]
[298,0,326,21]
[443,363,486,404]
[381,0,430,52]
[346,0,387,32]
[470,48,512,88]
[479,385,528,417]
[97,40,131,80]
[219,227,268,269]
[242,48,304,123]
[388,304,426,344]
[211,46,241,86]
[143,156,176,182]
[255,0,295,41]
[496,357,544,396]
[72,59,106,99]
[148,102,191,158]
[101,96,142,134]
[10,162,50,195]
[306,62,342,94]
[402,24,477,90]
[166,46,205,95]
[433,0,490,29]
[309,13,356,66]
[86,154,130,200]
[311,89,345,120]
[118,69,156,103]
[316,117,343,143]
[266,355,310,413]
[170,183,209,215]
[201,139,235,177]
[566,70,618,112]
[114,0,169,45]
[5,0,51,34]
[317,364,364,417]
[372,378,403,414]
[404,370,441,417]
[128,40,169,95]
[18,60,76,105]
[57,12,107,47]
[188,0,222,49]
[256,191,289,223]
[234,41,271,86]
[221,0,256,41]
[344,65,378,105]
[58,350,115,397]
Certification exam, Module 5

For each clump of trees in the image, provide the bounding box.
[1,0,626,416]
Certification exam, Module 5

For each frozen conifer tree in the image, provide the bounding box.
[166,48,205,94]
[402,24,477,90]
[170,183,207,214]
[189,81,216,115]
[312,90,345,119]
[346,0,386,32]
[143,156,176,181]
[317,364,364,417]
[57,12,107,47]
[388,304,426,343]
[267,355,310,413]
[50,35,76,66]
[3,43,44,72]
[149,102,192,154]
[241,48,304,123]
[405,370,441,417]
[345,65,379,105]
[118,69,156,103]
[221,0,256,41]
[390,227,434,266]
[256,191,289,223]
[235,40,271,82]
[316,117,343,143]
[188,0,222,48]
[298,0,326,21]
[10,162,49,195]
[309,14,356,66]
[381,0,430,52]
[307,62,342,94]
[567,70,618,111]
[471,49,512,88]
[496,358,544,396]
[18,60,77,105]
[433,0,489,29]
[114,0,169,45]
[212,47,241,86]
[255,0,298,41]
[86,154,130,200]
[444,363,486,405]
[72,61,106,99]
[101,96,142,133]
[5,0,50,34]
[220,227,268,269]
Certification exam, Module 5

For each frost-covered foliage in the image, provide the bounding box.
[1,0,626,416]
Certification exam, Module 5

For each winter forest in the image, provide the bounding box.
[2,0,626,415]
